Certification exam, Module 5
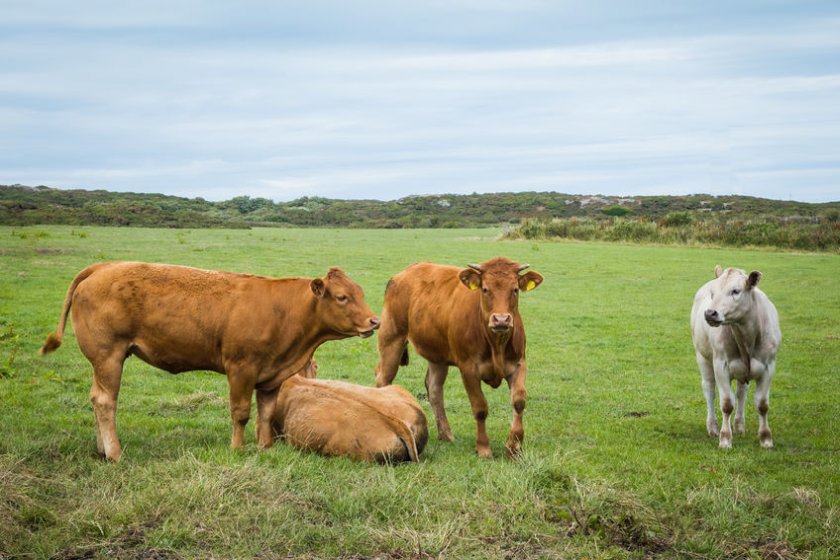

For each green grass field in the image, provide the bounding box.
[1,226,838,559]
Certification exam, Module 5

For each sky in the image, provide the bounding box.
[1,1,839,203]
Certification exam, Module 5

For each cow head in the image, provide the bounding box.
[311,268,380,338]
[458,257,543,335]
[704,265,762,327]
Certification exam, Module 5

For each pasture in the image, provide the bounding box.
[1,226,838,559]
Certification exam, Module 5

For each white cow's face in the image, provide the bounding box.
[704,265,762,327]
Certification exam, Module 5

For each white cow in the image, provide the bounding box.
[691,265,781,449]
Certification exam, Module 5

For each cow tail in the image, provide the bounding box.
[40,263,104,354]
[384,414,420,463]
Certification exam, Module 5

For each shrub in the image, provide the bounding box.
[661,211,693,227]
[602,205,633,217]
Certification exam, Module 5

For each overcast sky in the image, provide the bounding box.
[2,1,839,202]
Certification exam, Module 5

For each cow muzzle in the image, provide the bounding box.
[359,317,381,338]
[489,313,513,333]
[704,309,723,327]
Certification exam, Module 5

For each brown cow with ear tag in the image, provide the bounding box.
[375,257,543,458]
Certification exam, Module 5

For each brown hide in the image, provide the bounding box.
[40,261,379,461]
[375,257,542,458]
[272,376,428,463]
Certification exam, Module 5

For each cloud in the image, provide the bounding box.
[1,4,839,202]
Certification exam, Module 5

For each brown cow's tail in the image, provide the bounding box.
[40,263,105,355]
[383,414,420,463]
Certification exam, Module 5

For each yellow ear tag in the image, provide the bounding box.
[525,280,536,292]
[469,282,479,290]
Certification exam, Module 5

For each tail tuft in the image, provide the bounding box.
[40,333,62,355]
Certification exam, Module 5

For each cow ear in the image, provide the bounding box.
[310,278,326,298]
[714,265,723,278]
[459,268,481,291]
[747,270,762,289]
[518,271,544,292]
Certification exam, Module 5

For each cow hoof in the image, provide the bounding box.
[505,447,521,461]
[476,447,493,459]
[438,431,454,442]
[760,430,773,449]
[706,420,719,437]
[734,421,746,435]
[718,437,732,450]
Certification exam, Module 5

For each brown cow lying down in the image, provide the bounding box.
[40,261,379,461]
[271,375,428,463]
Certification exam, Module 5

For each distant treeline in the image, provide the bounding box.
[2,184,839,234]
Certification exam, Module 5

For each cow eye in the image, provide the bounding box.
[513,288,519,296]
[482,287,489,294]
[730,289,740,296]
[336,295,349,303]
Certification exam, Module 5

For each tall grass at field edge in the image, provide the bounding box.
[505,216,840,252]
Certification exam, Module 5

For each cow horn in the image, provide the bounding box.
[467,263,483,272]
[517,264,530,273]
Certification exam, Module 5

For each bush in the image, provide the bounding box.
[661,211,693,227]
[602,205,633,217]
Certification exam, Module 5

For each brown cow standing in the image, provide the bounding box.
[271,375,428,463]
[40,262,380,461]
[375,257,543,458]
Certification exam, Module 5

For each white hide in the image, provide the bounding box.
[691,266,781,449]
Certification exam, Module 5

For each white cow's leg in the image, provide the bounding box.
[713,358,734,449]
[755,361,775,449]
[734,380,748,435]
[696,354,718,437]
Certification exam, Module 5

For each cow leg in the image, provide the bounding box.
[425,362,453,441]
[755,362,774,449]
[375,311,406,387]
[713,358,734,449]
[460,371,492,458]
[696,353,719,437]
[93,413,104,457]
[505,361,527,459]
[89,352,126,462]
[227,370,256,449]
[255,386,280,449]
[734,380,748,435]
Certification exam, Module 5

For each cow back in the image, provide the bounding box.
[273,376,428,463]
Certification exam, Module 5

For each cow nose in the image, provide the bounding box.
[491,313,512,327]
[704,309,719,322]
[369,317,381,329]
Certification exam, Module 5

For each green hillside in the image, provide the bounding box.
[2,184,838,229]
